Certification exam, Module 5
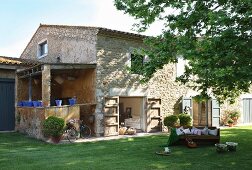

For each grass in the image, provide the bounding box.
[1,126,252,170]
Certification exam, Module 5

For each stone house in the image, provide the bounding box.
[14,24,251,138]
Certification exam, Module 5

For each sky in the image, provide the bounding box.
[0,0,163,58]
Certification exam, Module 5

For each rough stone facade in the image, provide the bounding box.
[21,25,97,64]
[16,106,80,140]
[94,33,190,135]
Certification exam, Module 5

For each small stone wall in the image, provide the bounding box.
[16,105,80,140]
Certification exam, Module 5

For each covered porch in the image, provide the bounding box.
[16,63,97,139]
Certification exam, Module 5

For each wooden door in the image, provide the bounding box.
[146,98,161,132]
[104,97,119,136]
[0,79,15,131]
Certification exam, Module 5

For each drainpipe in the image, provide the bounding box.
[29,76,32,101]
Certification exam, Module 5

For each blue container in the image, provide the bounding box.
[38,101,43,107]
[23,101,33,107]
[17,101,23,107]
[27,101,33,107]
[55,100,62,106]
[23,101,28,107]
[22,101,27,107]
[32,101,39,107]
[68,98,76,106]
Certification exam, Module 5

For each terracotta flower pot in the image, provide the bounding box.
[228,123,233,127]
[232,117,238,125]
[51,135,62,144]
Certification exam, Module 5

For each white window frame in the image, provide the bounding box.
[37,39,48,59]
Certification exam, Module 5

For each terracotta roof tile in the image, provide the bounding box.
[0,56,40,66]
[39,24,148,39]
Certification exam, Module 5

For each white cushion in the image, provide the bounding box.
[191,127,201,135]
[208,129,218,136]
[202,127,209,135]
[183,128,192,135]
[176,126,184,136]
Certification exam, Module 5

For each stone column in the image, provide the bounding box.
[42,65,51,107]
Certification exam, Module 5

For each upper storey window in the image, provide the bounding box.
[131,53,144,74]
[37,39,48,58]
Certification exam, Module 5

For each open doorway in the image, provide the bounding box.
[104,96,162,136]
[192,100,209,126]
[182,97,220,127]
[119,97,145,132]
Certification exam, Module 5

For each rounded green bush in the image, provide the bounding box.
[178,113,192,126]
[42,116,65,137]
[163,115,179,127]
[229,111,240,119]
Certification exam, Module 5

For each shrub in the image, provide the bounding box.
[229,111,240,119]
[42,116,65,137]
[163,115,179,127]
[221,110,230,125]
[178,113,192,126]
[227,119,234,124]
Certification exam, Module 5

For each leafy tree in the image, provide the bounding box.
[114,0,252,103]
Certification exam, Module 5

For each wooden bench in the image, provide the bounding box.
[177,127,220,145]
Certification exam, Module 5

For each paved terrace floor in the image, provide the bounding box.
[55,132,167,144]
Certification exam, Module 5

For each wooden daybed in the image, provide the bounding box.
[178,127,220,145]
[168,126,220,146]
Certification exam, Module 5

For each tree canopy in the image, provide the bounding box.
[114,0,252,103]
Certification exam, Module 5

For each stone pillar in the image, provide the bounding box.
[42,65,51,107]
[95,89,105,136]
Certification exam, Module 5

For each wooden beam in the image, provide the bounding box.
[18,71,42,79]
[50,64,96,70]
[17,65,43,79]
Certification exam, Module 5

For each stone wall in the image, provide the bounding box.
[0,69,16,79]
[20,26,97,64]
[95,34,190,135]
[16,106,80,140]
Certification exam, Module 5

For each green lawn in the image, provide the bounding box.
[1,126,252,170]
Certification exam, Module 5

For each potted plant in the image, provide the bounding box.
[229,111,240,125]
[42,116,65,143]
[227,119,234,127]
[163,115,179,131]
[178,113,192,127]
